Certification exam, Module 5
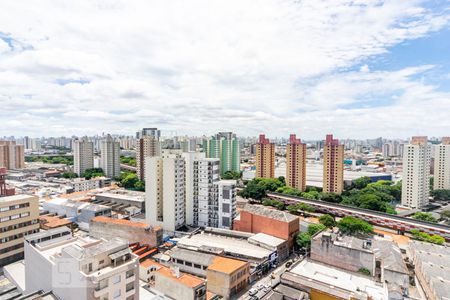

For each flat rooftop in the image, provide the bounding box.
[241,204,298,223]
[91,216,160,230]
[0,194,36,204]
[207,256,248,274]
[249,233,286,247]
[177,232,272,261]
[95,190,145,202]
[287,259,387,300]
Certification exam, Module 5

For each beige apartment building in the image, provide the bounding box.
[286,134,307,191]
[322,134,344,194]
[0,194,39,266]
[0,141,25,170]
[434,137,450,190]
[255,134,275,179]
[136,136,160,181]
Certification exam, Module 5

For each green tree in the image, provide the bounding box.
[307,224,326,236]
[410,229,445,245]
[134,180,145,191]
[412,212,437,223]
[353,177,372,189]
[431,189,450,201]
[62,172,78,179]
[337,216,373,235]
[238,178,284,200]
[296,232,311,249]
[321,192,342,203]
[319,214,336,228]
[222,171,241,180]
[121,172,139,189]
[287,203,315,214]
[82,168,105,180]
[276,186,303,197]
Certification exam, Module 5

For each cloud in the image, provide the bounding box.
[0,0,449,139]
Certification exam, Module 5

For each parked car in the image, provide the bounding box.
[248,288,258,296]
[256,283,265,290]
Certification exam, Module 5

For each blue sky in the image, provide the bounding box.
[0,0,449,139]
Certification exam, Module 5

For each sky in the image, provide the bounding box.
[0,0,450,139]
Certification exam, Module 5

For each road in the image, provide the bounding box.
[235,254,303,300]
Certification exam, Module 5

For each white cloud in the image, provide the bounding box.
[0,0,449,139]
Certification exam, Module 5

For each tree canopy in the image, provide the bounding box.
[222,171,241,180]
[82,168,104,180]
[319,214,336,228]
[431,189,450,201]
[337,216,373,235]
[412,212,437,223]
[238,177,284,200]
[410,229,445,245]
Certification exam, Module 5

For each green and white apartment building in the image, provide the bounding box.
[202,132,240,176]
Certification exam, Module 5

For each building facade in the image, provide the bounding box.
[24,228,140,300]
[286,134,307,191]
[401,136,431,208]
[0,195,39,266]
[100,134,120,178]
[434,137,450,190]
[322,134,344,194]
[146,150,185,232]
[73,137,94,176]
[202,132,240,176]
[255,134,275,179]
[0,141,25,170]
[136,136,160,181]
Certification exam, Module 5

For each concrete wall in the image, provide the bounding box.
[154,272,197,300]
[233,211,299,248]
[310,237,375,274]
[89,220,162,247]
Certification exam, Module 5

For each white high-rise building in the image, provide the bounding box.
[182,151,206,226]
[73,137,94,176]
[100,134,120,178]
[401,136,431,209]
[24,228,139,300]
[146,150,185,232]
[434,137,450,190]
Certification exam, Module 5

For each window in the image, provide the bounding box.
[112,275,121,284]
[113,289,121,298]
[222,203,230,213]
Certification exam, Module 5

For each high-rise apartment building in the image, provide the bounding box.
[24,228,139,300]
[146,150,185,232]
[433,137,450,190]
[0,141,25,170]
[136,135,161,181]
[401,136,431,209]
[255,134,275,178]
[322,134,344,194]
[73,137,94,176]
[100,134,120,178]
[286,134,307,191]
[183,152,207,226]
[0,194,39,266]
[136,127,160,139]
[203,132,240,176]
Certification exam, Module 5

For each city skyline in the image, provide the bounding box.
[1,1,450,138]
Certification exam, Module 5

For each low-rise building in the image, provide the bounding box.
[24,228,140,300]
[410,241,450,300]
[206,256,249,300]
[140,259,207,300]
[39,215,74,231]
[248,233,289,263]
[233,204,299,249]
[70,177,111,192]
[0,194,39,266]
[93,189,145,214]
[281,259,388,300]
[90,216,163,247]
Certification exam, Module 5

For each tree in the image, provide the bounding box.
[262,198,285,210]
[134,180,145,191]
[222,171,241,180]
[410,229,445,245]
[296,232,311,249]
[307,224,326,236]
[431,189,450,201]
[121,172,139,189]
[412,212,437,223]
[62,172,77,179]
[440,210,450,223]
[82,168,104,180]
[337,216,373,235]
[321,192,342,203]
[353,177,372,189]
[319,214,336,228]
[287,203,315,214]
[277,186,303,197]
[238,178,284,200]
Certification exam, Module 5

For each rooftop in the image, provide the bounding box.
[287,259,387,300]
[140,259,165,269]
[248,233,286,247]
[241,204,298,223]
[177,232,272,261]
[207,256,248,274]
[0,194,36,204]
[91,216,160,230]
[39,215,73,228]
[170,248,215,266]
[155,264,205,288]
